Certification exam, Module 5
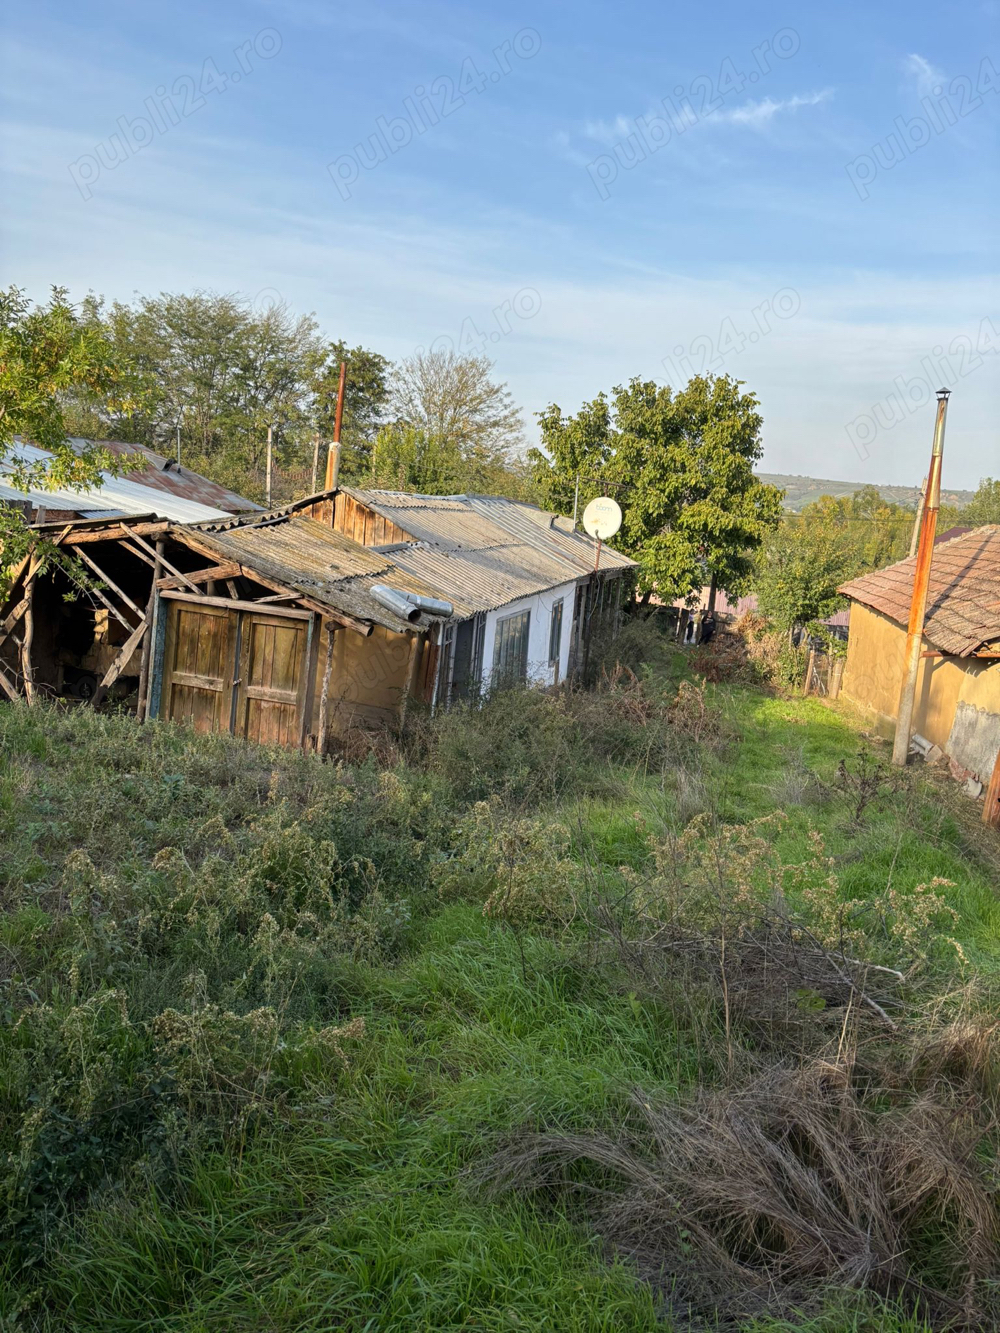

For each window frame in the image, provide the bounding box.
[491,608,531,685]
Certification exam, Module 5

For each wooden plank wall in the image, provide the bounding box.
[330,493,412,548]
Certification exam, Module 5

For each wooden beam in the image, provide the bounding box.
[399,632,423,727]
[85,582,135,633]
[225,579,240,599]
[256,592,300,603]
[0,663,19,702]
[0,596,29,640]
[61,521,169,545]
[299,613,320,751]
[123,531,202,593]
[156,562,241,590]
[70,544,146,621]
[317,625,335,756]
[137,537,164,721]
[984,746,1000,829]
[92,619,148,707]
[159,589,312,620]
[117,539,157,568]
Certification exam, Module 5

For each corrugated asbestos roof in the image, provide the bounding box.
[347,487,634,572]
[343,488,634,595]
[179,513,444,633]
[2,441,233,524]
[839,525,1000,656]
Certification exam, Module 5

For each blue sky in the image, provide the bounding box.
[2,0,997,487]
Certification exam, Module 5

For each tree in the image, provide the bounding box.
[964,478,1000,526]
[61,291,323,500]
[391,349,523,459]
[531,374,782,604]
[755,488,913,630]
[313,341,392,479]
[1,286,145,590]
[530,395,612,517]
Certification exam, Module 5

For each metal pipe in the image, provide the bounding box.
[399,590,454,617]
[265,423,273,508]
[325,360,347,490]
[891,389,950,767]
[370,583,421,622]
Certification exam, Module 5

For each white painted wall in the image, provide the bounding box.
[481,579,580,691]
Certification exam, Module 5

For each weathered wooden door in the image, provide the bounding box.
[160,601,233,733]
[233,612,309,747]
[157,599,311,746]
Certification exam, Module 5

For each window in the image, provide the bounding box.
[548,598,564,666]
[492,609,530,684]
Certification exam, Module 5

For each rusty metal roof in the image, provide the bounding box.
[69,438,260,514]
[177,513,443,633]
[839,525,1000,656]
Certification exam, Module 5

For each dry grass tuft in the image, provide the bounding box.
[487,1030,1000,1327]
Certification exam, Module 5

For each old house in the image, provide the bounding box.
[299,487,635,701]
[0,486,634,750]
[839,526,1000,781]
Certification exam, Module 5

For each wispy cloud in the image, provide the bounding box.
[582,114,632,144]
[717,89,832,128]
[904,53,946,96]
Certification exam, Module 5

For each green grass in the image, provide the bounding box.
[0,645,996,1332]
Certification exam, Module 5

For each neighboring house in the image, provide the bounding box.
[1,438,258,523]
[839,526,1000,781]
[300,486,635,701]
[0,486,634,750]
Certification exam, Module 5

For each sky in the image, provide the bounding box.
[1,0,998,489]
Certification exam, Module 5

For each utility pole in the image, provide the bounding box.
[311,432,320,494]
[265,423,274,508]
[572,473,580,528]
[324,360,347,490]
[176,418,182,468]
[908,475,928,558]
[891,389,950,767]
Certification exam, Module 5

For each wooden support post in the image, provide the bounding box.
[802,647,816,696]
[829,656,845,700]
[400,633,422,728]
[137,537,164,720]
[299,613,320,751]
[92,618,149,707]
[983,747,1000,828]
[20,562,38,705]
[317,624,335,756]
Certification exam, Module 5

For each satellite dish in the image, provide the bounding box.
[582,496,622,541]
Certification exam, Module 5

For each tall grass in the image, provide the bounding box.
[1,622,998,1331]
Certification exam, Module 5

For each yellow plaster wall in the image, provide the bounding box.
[310,622,420,736]
[841,602,1000,749]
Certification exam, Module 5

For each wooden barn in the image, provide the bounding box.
[0,509,446,749]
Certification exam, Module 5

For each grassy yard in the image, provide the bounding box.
[1,634,998,1332]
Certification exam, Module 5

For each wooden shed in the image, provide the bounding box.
[0,509,444,750]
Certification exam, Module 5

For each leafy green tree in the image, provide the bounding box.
[964,478,1000,526]
[1,285,144,591]
[313,341,392,479]
[62,291,323,500]
[529,395,613,517]
[755,487,913,629]
[531,374,782,603]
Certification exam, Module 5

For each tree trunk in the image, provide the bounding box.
[707,574,718,615]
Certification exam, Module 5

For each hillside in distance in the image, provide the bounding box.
[758,472,976,513]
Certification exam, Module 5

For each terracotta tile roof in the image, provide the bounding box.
[839,525,1000,656]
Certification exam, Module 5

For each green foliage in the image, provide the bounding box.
[61,290,325,501]
[531,374,782,601]
[965,476,1000,526]
[313,339,392,478]
[756,486,914,629]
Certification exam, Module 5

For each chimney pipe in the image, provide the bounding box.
[324,360,347,491]
[891,389,950,767]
